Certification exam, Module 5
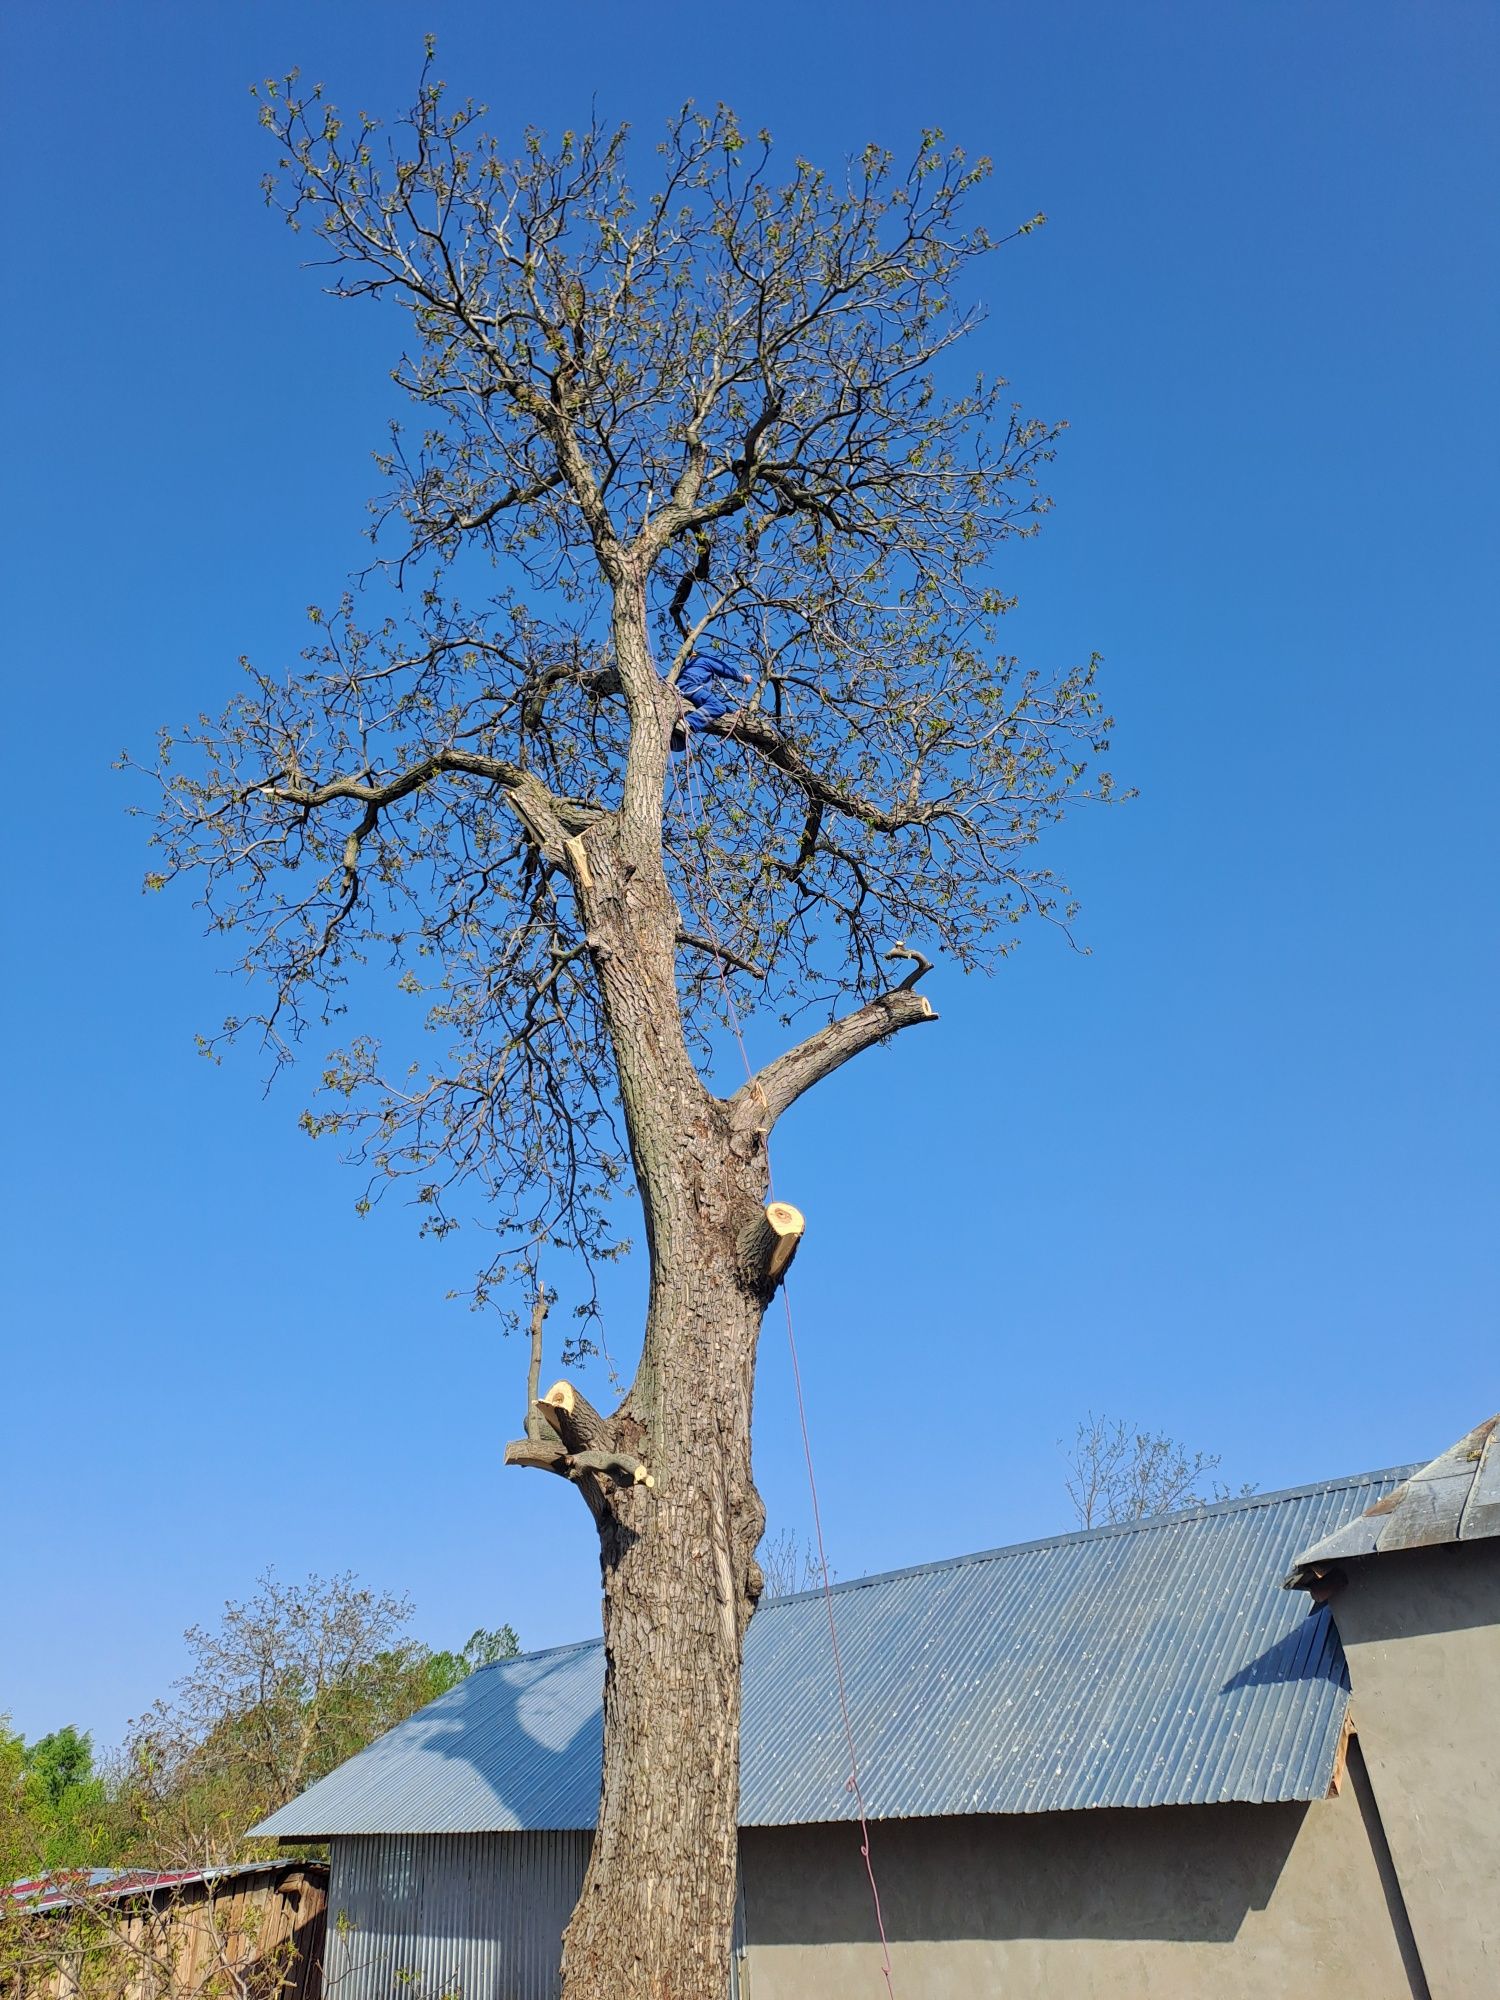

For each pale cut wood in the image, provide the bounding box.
[539,1379,613,1453]
[563,832,594,887]
[739,1200,806,1290]
[764,1201,805,1279]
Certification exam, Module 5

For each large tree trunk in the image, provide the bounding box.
[550,650,775,1997]
[559,1236,768,2000]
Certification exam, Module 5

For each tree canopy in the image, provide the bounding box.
[140,71,1115,1333]
[138,68,1119,1995]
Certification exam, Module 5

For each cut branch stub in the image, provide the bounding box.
[739,1201,806,1295]
[535,1380,656,1488]
[537,1379,612,1453]
[568,1447,655,1488]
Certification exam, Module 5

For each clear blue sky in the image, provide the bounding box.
[2,0,1494,1749]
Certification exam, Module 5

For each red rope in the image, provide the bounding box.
[671,732,898,1997]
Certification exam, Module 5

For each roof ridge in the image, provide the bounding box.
[476,1463,1418,1663]
[755,1463,1418,1608]
[471,1634,604,1673]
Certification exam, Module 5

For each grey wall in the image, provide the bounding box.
[738,1790,1423,2000]
[326,1833,590,2000]
[1332,1539,1500,2000]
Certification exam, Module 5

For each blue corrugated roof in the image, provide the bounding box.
[252,1466,1410,1839]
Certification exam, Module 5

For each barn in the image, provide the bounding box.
[251,1418,1499,1999]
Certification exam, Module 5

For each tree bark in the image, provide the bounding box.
[554,1016,768,1997]
[559,1248,766,2000]
[543,595,769,1996]
[513,578,928,2000]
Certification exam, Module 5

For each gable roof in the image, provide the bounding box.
[251,1467,1409,1840]
[1287,1416,1499,1583]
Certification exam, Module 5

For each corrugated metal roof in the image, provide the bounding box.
[6,1862,318,1913]
[252,1466,1410,1840]
[1287,1416,1499,1581]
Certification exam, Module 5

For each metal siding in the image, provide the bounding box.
[256,1468,1412,1841]
[327,1834,590,2000]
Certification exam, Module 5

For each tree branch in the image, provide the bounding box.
[262,750,599,863]
[504,1436,572,1475]
[705,708,957,835]
[676,932,764,979]
[523,1283,552,1443]
[415,467,565,538]
[731,984,938,1135]
[884,940,933,990]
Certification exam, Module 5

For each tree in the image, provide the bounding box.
[120,1571,506,1861]
[1064,1413,1250,1529]
[0,1722,113,1879]
[142,63,1116,1998]
[756,1530,830,1600]
[23,1729,96,1813]
[424,1623,522,1685]
[1,1587,514,1889]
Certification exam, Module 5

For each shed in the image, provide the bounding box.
[245,1449,1500,1998]
[4,1859,327,2000]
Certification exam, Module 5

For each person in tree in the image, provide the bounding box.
[668,652,753,751]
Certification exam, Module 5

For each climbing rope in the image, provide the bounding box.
[670,727,898,1999]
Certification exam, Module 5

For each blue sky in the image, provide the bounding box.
[2,0,1494,1748]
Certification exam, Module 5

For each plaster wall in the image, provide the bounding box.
[1332,1539,1500,2000]
[738,1788,1423,2000]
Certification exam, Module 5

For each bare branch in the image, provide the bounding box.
[732,985,938,1135]
[884,940,933,989]
[676,931,764,979]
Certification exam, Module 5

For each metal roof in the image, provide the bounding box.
[6,1862,319,1914]
[1287,1416,1499,1583]
[252,1466,1410,1840]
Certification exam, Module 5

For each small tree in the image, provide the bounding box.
[143,64,1116,1998]
[121,1571,500,1859]
[756,1530,829,1600]
[1064,1414,1247,1529]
